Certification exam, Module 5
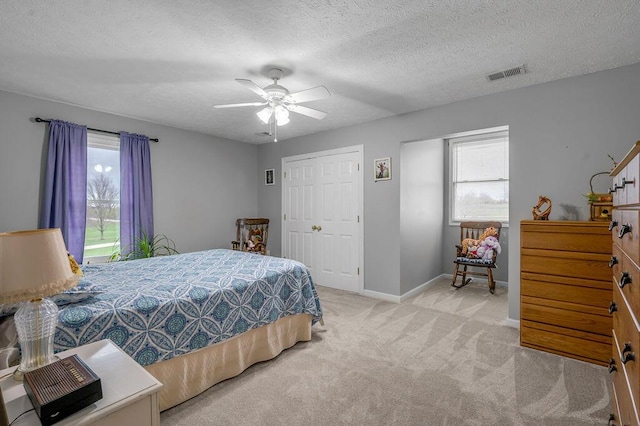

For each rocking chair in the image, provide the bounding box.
[451,221,502,293]
[231,218,269,255]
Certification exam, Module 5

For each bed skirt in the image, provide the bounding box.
[144,313,313,411]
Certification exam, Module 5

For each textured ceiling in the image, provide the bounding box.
[1,1,639,144]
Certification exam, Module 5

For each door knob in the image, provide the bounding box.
[316,225,322,231]
[311,225,318,231]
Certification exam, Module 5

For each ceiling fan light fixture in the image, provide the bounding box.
[215,68,332,136]
[275,105,289,118]
[256,107,272,124]
[276,115,290,126]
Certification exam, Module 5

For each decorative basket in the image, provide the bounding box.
[588,172,613,221]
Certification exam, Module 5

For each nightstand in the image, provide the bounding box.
[0,339,162,426]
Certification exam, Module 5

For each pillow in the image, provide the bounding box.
[0,284,104,317]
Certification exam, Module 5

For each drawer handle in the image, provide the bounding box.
[609,220,618,231]
[619,272,632,288]
[622,352,635,364]
[608,357,617,373]
[622,177,635,187]
[623,342,632,354]
[609,301,618,314]
[618,224,632,239]
[608,413,615,426]
[609,256,618,268]
[609,187,617,194]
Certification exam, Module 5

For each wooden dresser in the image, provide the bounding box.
[520,220,612,366]
[609,141,640,426]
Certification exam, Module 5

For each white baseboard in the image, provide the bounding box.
[362,275,518,330]
[362,289,402,303]
[504,318,520,329]
[362,274,447,303]
[399,275,446,302]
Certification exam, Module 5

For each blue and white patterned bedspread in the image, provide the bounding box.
[54,249,323,366]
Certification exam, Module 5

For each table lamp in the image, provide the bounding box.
[0,228,79,380]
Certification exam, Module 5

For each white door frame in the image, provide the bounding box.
[281,145,364,294]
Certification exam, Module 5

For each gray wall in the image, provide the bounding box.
[400,139,444,295]
[0,90,258,254]
[3,62,639,323]
[258,62,640,321]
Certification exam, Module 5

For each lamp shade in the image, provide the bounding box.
[0,228,79,304]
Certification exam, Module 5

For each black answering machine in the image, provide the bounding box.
[23,355,102,425]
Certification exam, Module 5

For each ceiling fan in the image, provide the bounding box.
[214,68,330,141]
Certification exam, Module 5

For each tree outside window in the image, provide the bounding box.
[87,172,118,240]
[84,133,120,259]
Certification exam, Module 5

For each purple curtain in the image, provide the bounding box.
[120,132,153,256]
[39,120,88,262]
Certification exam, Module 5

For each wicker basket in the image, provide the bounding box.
[588,172,613,221]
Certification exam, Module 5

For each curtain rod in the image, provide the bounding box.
[34,117,159,143]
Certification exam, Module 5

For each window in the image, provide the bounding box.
[449,128,509,223]
[84,132,120,259]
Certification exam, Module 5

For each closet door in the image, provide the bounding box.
[283,149,361,293]
[283,158,315,268]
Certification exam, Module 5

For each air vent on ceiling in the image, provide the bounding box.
[486,65,526,82]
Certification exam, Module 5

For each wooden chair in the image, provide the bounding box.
[451,221,502,293]
[232,218,269,255]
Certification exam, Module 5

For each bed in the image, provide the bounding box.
[3,249,323,411]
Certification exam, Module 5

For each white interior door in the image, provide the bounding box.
[283,158,315,268]
[283,147,363,293]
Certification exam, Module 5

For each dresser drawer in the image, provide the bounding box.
[613,285,640,413]
[613,174,623,207]
[612,367,639,425]
[612,330,640,425]
[611,244,623,285]
[522,298,611,336]
[521,222,611,252]
[610,383,623,426]
[615,251,640,318]
[520,249,612,282]
[520,321,610,365]
[521,273,612,308]
[623,153,640,206]
[618,210,640,262]
[612,209,622,242]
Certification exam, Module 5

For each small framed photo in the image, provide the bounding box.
[374,157,391,181]
[265,169,275,185]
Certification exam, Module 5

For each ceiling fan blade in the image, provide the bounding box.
[235,79,269,100]
[214,102,266,109]
[287,104,328,120]
[287,86,331,103]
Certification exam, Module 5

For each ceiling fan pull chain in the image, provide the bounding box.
[273,118,278,142]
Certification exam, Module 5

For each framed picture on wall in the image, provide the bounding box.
[374,157,391,181]
[265,169,275,185]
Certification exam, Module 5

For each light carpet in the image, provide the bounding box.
[161,278,610,425]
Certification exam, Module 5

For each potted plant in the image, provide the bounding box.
[109,231,178,261]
